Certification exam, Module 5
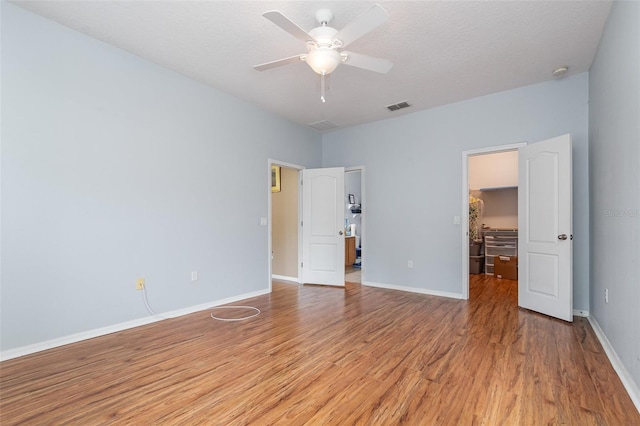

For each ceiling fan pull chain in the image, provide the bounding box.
[320,73,326,103]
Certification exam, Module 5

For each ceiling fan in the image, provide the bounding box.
[254,4,393,101]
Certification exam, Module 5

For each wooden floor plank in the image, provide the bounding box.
[1,276,638,425]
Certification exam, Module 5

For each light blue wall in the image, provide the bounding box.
[323,73,590,308]
[1,3,321,352]
[589,1,640,389]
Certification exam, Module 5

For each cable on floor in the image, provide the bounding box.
[142,284,259,322]
[210,306,261,322]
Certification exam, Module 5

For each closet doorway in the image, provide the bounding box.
[461,143,525,299]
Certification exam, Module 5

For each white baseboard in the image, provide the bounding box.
[0,288,270,362]
[588,316,640,413]
[272,274,299,283]
[363,280,465,300]
[573,309,589,317]
[0,317,159,362]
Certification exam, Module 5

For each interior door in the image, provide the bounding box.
[518,134,573,321]
[302,167,345,286]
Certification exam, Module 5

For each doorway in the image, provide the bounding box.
[268,159,304,290]
[463,136,573,320]
[269,163,365,288]
[461,143,525,299]
[345,168,364,283]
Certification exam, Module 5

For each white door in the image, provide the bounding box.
[518,134,573,321]
[302,167,345,286]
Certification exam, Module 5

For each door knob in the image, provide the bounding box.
[558,234,568,240]
[339,230,344,235]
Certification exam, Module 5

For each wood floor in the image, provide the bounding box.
[1,275,638,425]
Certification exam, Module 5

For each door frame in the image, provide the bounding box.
[345,166,365,282]
[268,159,305,292]
[461,142,526,299]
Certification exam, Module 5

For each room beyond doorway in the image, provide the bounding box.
[272,166,299,281]
[461,143,525,299]
[345,168,364,284]
[345,266,361,283]
[268,159,304,290]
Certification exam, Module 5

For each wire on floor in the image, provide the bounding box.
[210,306,261,322]
[142,285,260,322]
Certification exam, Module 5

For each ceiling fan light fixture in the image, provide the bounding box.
[306,47,341,75]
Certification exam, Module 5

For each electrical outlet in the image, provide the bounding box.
[408,260,414,269]
[136,278,145,290]
[191,271,198,282]
[605,288,609,303]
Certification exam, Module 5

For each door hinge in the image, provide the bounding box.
[301,221,303,227]
[301,262,303,268]
[300,179,303,186]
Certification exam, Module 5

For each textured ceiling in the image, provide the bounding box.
[12,1,612,131]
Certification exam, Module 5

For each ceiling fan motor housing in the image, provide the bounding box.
[309,25,339,48]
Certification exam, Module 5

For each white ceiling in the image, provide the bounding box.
[12,1,612,132]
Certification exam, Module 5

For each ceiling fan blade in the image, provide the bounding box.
[341,51,393,74]
[254,55,306,71]
[263,10,313,43]
[335,4,389,48]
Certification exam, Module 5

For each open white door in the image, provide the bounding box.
[302,167,345,286]
[518,134,573,321]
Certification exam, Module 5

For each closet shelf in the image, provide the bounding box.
[478,186,518,191]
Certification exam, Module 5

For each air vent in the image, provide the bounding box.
[308,120,339,131]
[386,101,411,112]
